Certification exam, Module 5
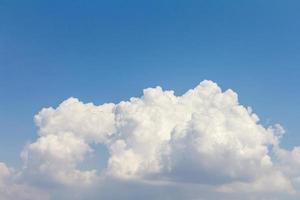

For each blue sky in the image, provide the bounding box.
[1,0,300,170]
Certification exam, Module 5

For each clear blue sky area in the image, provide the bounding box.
[1,0,300,167]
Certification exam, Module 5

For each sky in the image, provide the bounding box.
[1,1,300,199]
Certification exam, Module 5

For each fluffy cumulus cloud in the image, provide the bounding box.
[1,80,300,199]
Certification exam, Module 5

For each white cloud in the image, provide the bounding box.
[21,133,96,186]
[2,80,300,199]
